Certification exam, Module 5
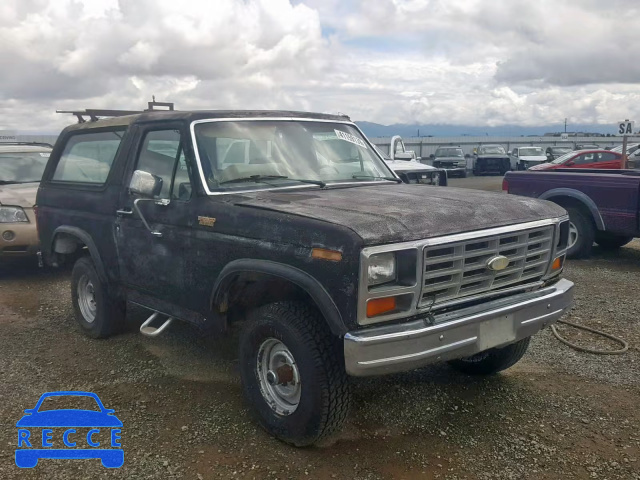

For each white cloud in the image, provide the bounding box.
[1,0,639,131]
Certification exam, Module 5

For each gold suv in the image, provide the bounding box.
[0,143,52,258]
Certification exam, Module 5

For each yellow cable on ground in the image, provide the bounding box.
[551,320,629,355]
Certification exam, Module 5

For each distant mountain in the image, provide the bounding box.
[355,121,619,138]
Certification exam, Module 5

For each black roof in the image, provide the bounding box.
[62,110,352,133]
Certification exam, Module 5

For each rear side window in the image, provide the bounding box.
[52,130,125,184]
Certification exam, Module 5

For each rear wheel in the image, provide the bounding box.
[565,206,595,259]
[71,256,125,339]
[448,337,531,375]
[595,232,634,250]
[239,301,350,446]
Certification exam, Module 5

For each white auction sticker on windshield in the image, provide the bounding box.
[39,153,50,157]
[334,130,367,149]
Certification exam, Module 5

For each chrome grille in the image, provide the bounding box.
[420,226,554,306]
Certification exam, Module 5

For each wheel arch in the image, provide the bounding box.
[539,188,605,231]
[51,226,108,282]
[211,259,346,336]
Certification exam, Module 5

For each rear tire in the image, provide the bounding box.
[448,337,531,375]
[239,301,350,447]
[565,206,595,259]
[595,232,634,250]
[71,256,125,339]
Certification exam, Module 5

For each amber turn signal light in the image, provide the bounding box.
[311,248,342,262]
[551,256,564,271]
[367,296,397,317]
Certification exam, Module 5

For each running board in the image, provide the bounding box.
[140,312,174,337]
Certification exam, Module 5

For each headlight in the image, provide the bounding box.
[0,206,29,223]
[367,252,396,286]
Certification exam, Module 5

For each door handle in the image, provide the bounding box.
[116,208,133,216]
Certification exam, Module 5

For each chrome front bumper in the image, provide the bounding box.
[344,278,574,376]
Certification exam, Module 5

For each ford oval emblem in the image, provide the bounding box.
[487,255,510,271]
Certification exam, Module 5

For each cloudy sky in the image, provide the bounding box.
[1,0,639,131]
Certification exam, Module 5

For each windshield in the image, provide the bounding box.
[478,146,505,154]
[519,147,544,156]
[0,151,50,183]
[374,145,391,160]
[434,148,463,157]
[551,147,572,154]
[193,121,394,192]
[551,152,576,164]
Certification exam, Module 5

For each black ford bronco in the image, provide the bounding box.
[37,110,574,446]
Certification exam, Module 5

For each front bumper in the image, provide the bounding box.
[0,209,39,257]
[344,278,574,376]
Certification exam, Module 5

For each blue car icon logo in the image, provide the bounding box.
[15,391,123,468]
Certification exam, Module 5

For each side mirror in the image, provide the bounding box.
[429,154,435,159]
[129,170,163,198]
[464,154,471,159]
[394,152,413,161]
[565,161,575,166]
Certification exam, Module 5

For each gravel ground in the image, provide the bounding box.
[0,177,638,479]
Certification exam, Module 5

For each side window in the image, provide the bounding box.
[574,153,593,165]
[52,130,124,184]
[599,152,617,162]
[135,130,191,200]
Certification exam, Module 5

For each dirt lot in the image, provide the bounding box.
[0,177,639,479]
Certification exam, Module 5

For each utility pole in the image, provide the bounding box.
[621,119,629,170]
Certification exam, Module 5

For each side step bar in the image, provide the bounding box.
[140,312,174,337]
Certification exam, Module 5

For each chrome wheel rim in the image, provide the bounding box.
[568,222,579,250]
[256,338,301,415]
[77,274,97,323]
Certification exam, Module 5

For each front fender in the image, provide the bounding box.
[211,259,346,336]
[51,226,108,282]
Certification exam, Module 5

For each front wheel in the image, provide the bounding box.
[71,256,126,339]
[239,301,350,446]
[448,337,531,375]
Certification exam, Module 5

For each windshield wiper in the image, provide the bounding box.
[219,175,326,188]
[0,180,23,185]
[352,175,402,184]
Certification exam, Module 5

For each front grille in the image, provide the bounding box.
[420,225,554,306]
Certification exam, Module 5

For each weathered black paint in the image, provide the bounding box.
[37,110,563,335]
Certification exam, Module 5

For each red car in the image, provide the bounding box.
[528,149,623,171]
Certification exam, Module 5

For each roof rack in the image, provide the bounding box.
[57,99,175,123]
[0,141,54,148]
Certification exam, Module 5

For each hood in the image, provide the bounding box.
[528,163,556,171]
[386,160,436,171]
[235,184,565,245]
[0,182,38,208]
[519,155,547,162]
[477,153,509,159]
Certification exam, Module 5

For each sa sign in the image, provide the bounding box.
[618,121,635,135]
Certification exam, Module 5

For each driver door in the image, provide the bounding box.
[115,126,195,308]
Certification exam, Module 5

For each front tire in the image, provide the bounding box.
[71,256,125,339]
[239,301,350,446]
[448,337,531,375]
[566,207,595,259]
